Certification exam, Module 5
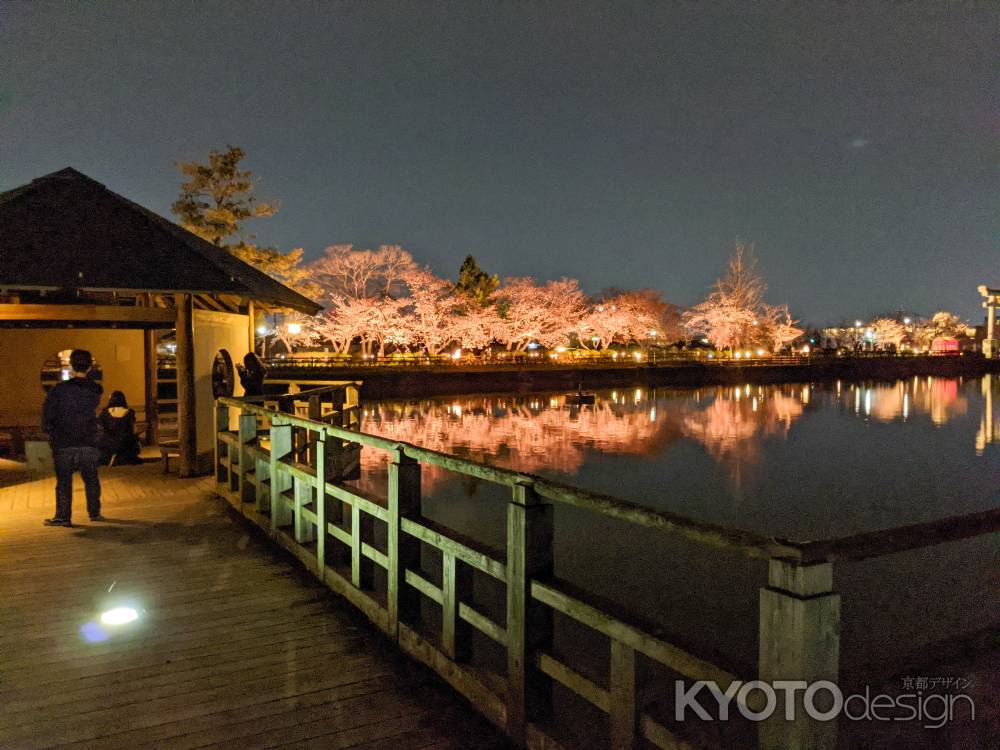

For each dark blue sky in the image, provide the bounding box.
[1,2,997,323]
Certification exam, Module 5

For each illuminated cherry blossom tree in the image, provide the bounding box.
[870,317,907,349]
[271,310,320,354]
[684,243,800,352]
[312,296,370,354]
[761,304,804,352]
[400,267,465,356]
[577,293,659,350]
[915,311,967,349]
[494,277,587,351]
[309,244,416,300]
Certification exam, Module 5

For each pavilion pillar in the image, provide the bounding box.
[143,329,159,446]
[175,293,198,477]
[978,286,998,359]
[247,299,256,354]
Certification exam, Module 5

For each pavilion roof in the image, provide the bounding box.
[0,168,320,314]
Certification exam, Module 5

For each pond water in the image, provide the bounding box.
[352,375,999,746]
[360,374,1000,540]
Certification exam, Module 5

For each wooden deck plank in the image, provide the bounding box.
[0,464,509,750]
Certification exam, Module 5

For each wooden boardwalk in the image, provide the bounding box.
[0,463,510,750]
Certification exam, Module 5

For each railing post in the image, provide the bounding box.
[293,475,314,543]
[387,447,421,638]
[610,641,637,750]
[443,552,473,661]
[507,479,554,745]
[214,401,230,485]
[255,453,269,511]
[758,558,840,750]
[308,394,322,421]
[314,431,326,573]
[351,499,374,590]
[269,420,293,532]
[237,412,256,506]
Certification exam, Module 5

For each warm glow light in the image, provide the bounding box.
[286,323,302,335]
[633,352,642,361]
[451,349,462,360]
[734,351,742,359]
[756,348,765,357]
[801,344,811,354]
[555,346,567,353]
[100,607,139,626]
[903,317,912,325]
[855,320,863,328]
[257,326,268,335]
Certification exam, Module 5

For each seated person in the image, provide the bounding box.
[98,391,142,465]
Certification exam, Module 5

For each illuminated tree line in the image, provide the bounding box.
[173,146,970,358]
[294,245,680,356]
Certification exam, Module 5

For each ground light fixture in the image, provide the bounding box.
[80,584,145,643]
[100,606,140,625]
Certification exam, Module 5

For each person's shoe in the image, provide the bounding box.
[89,515,106,522]
[44,518,73,527]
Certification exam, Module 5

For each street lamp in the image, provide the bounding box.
[287,322,302,335]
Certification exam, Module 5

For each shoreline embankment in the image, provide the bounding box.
[267,355,1000,400]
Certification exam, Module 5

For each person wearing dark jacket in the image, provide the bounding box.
[99,391,142,466]
[237,352,268,398]
[42,349,104,526]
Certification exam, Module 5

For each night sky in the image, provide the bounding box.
[1,2,997,323]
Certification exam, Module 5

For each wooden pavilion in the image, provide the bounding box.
[0,167,319,476]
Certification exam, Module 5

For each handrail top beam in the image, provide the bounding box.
[218,396,1000,564]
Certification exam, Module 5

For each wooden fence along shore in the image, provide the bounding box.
[256,353,998,401]
[214,385,1000,750]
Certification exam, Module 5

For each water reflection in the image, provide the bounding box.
[357,377,1000,538]
[361,376,988,492]
[360,389,682,492]
[836,376,968,426]
[680,387,803,466]
[359,380,999,719]
[976,373,1000,455]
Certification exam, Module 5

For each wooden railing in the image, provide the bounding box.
[261,350,966,371]
[214,392,1000,750]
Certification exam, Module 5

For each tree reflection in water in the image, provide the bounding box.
[355,377,982,497]
[360,390,680,492]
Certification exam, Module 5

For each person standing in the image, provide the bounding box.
[42,349,104,526]
[237,352,268,398]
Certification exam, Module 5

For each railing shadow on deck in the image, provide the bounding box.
[213,386,1000,750]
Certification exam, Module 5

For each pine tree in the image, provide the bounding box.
[171,145,316,296]
[454,255,499,307]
